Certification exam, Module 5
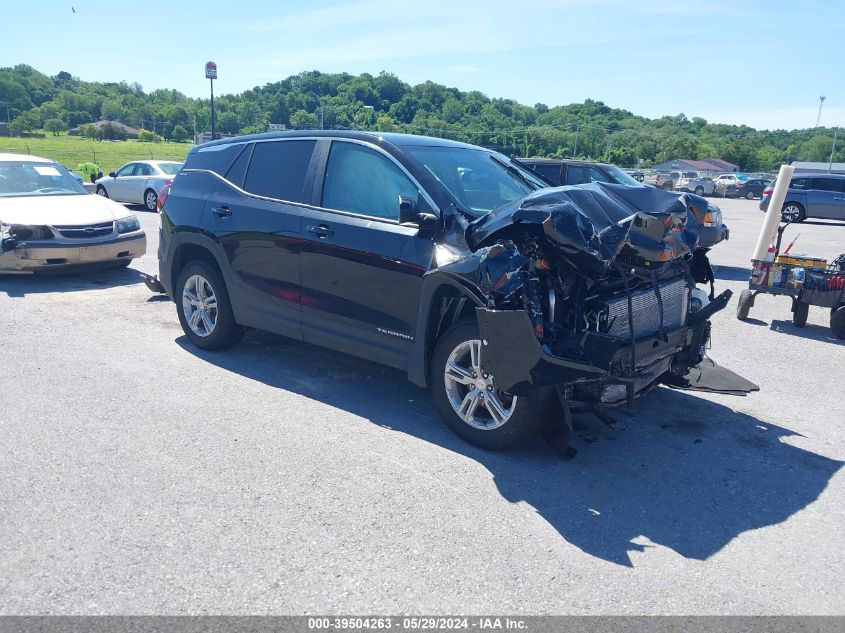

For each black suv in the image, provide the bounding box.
[156,131,752,454]
[519,158,728,248]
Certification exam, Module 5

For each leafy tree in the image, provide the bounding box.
[290,109,319,129]
[44,118,64,135]
[800,135,835,162]
[138,128,162,142]
[81,123,97,139]
[10,110,38,135]
[171,124,189,142]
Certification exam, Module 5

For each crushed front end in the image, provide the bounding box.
[445,183,757,410]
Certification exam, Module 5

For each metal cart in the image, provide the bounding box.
[736,222,845,338]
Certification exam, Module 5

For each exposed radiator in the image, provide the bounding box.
[602,278,689,339]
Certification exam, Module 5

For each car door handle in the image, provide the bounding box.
[306,224,334,237]
[834,197,845,201]
[211,206,232,218]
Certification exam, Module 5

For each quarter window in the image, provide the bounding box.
[322,142,418,220]
[243,140,316,203]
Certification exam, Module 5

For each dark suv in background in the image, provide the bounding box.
[154,131,751,455]
[519,157,728,247]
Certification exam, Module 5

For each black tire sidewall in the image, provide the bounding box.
[175,260,243,350]
[737,290,753,320]
[793,301,809,327]
[830,306,845,339]
[96,185,108,198]
[430,319,552,450]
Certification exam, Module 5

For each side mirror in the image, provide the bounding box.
[398,195,417,223]
[108,171,116,178]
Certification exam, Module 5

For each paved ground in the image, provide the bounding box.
[1,198,843,615]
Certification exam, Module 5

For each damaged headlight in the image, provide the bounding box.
[116,216,141,234]
[703,206,722,227]
[1,224,52,241]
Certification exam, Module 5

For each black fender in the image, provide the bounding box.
[407,270,487,388]
[159,226,232,299]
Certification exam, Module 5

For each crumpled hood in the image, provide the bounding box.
[465,183,707,276]
[0,193,132,226]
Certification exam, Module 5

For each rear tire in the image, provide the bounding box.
[430,319,556,451]
[175,259,243,350]
[736,289,754,321]
[792,301,809,328]
[144,189,157,212]
[830,306,845,339]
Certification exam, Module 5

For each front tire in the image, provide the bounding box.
[175,260,243,350]
[694,186,704,196]
[737,289,754,321]
[792,301,809,327]
[430,319,555,450]
[782,202,805,223]
[96,185,108,198]
[830,306,845,339]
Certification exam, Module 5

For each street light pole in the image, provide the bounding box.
[816,96,826,128]
[210,78,215,141]
[829,127,838,173]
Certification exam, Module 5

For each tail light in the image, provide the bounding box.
[157,183,171,213]
[763,187,773,197]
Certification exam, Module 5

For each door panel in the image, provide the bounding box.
[806,178,842,218]
[202,178,303,340]
[299,140,436,369]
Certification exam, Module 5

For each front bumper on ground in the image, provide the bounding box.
[0,232,146,273]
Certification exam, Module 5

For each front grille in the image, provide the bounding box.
[54,222,114,239]
[603,278,688,339]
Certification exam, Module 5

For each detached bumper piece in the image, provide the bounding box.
[475,307,691,397]
[140,273,166,294]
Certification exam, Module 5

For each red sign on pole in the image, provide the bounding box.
[205,61,217,80]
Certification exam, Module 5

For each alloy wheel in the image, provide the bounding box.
[145,191,157,211]
[443,339,516,430]
[782,204,802,222]
[181,274,218,337]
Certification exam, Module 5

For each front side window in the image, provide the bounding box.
[0,161,88,197]
[243,140,316,203]
[116,163,135,177]
[322,142,418,220]
[566,165,590,185]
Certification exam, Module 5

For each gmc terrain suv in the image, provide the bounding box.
[153,131,755,455]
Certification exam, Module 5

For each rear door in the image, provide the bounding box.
[128,162,154,204]
[299,139,437,370]
[806,177,842,219]
[202,139,317,339]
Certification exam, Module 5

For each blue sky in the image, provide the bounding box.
[3,0,843,130]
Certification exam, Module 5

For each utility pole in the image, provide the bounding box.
[816,96,826,128]
[573,124,580,158]
[205,62,217,141]
[829,127,838,173]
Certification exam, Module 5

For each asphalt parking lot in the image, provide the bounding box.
[1,197,843,615]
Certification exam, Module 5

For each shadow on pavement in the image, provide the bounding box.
[770,319,844,346]
[177,330,842,567]
[0,265,142,298]
[712,265,751,282]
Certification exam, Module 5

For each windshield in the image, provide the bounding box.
[403,146,545,215]
[158,162,183,176]
[0,161,88,198]
[603,165,644,186]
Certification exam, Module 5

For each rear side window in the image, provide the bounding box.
[531,163,562,184]
[224,144,252,189]
[810,177,843,192]
[188,143,251,179]
[566,166,590,185]
[322,141,417,220]
[243,140,316,203]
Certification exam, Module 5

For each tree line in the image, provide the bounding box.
[1,64,841,170]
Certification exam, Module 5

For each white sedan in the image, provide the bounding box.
[95,160,182,211]
[0,153,146,274]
